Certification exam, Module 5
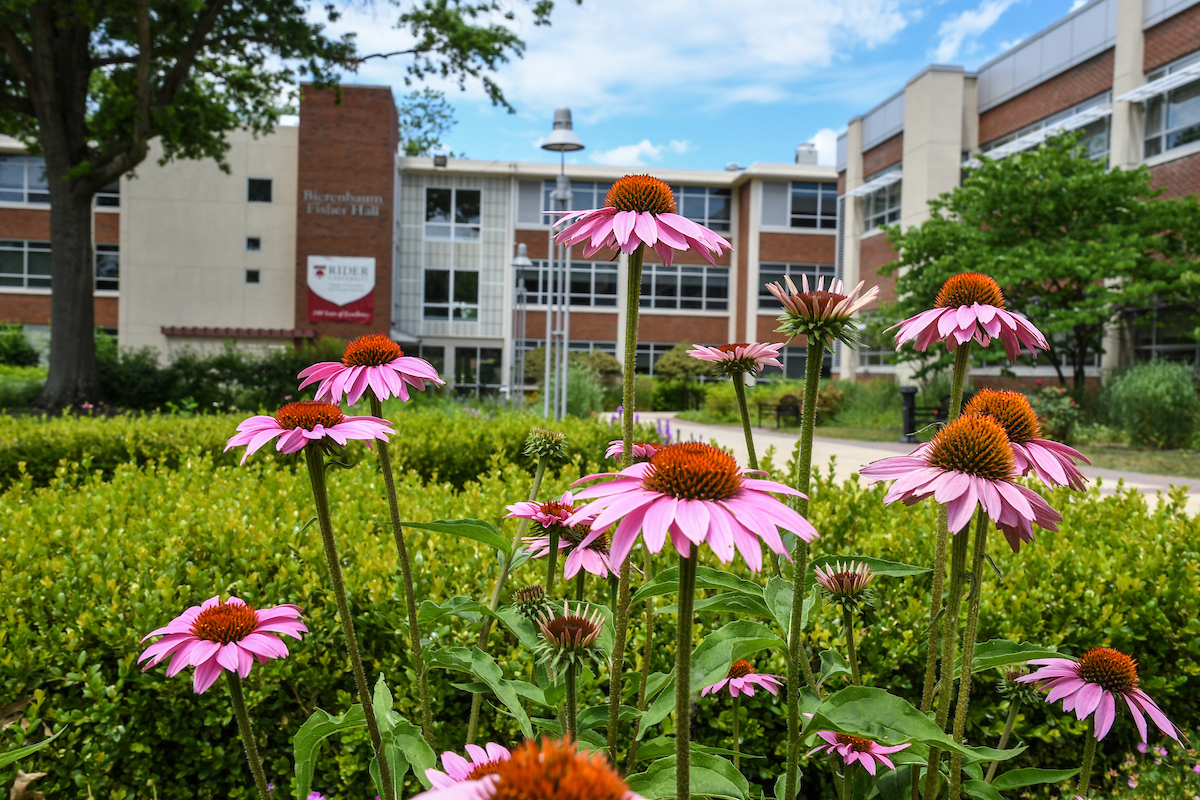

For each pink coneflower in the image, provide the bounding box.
[426,743,512,788]
[507,491,577,529]
[138,596,306,694]
[297,333,444,405]
[701,659,783,698]
[604,440,662,462]
[224,401,394,464]
[687,342,783,378]
[767,275,880,347]
[890,273,1048,360]
[806,732,911,776]
[963,389,1089,490]
[508,492,618,579]
[568,442,813,572]
[859,414,1062,552]
[1018,648,1181,742]
[552,175,731,266]
[413,738,646,800]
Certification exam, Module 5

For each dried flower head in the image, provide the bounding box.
[524,428,569,461]
[534,602,606,672]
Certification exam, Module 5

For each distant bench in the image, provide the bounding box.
[899,387,975,444]
[757,394,802,428]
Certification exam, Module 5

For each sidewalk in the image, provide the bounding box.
[640,411,1200,515]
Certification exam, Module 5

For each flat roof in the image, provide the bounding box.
[397,157,837,185]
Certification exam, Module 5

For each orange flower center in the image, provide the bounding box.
[727,659,754,679]
[935,273,1006,309]
[275,401,346,431]
[341,333,404,367]
[540,501,576,522]
[605,175,677,215]
[964,389,1041,444]
[834,734,876,752]
[1078,647,1139,694]
[561,523,609,550]
[643,443,744,501]
[467,760,507,781]
[717,343,751,354]
[926,415,1015,481]
[490,738,630,800]
[191,601,259,644]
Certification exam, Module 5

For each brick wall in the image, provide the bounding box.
[979,49,1114,144]
[1145,3,1200,72]
[294,84,398,339]
[524,310,617,342]
[638,314,728,344]
[859,233,898,308]
[755,315,788,343]
[0,294,115,326]
[95,212,120,244]
[837,172,846,195]
[758,232,835,263]
[863,133,903,177]
[1150,150,1200,197]
[0,208,50,239]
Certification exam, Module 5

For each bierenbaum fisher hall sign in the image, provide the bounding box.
[303,189,383,217]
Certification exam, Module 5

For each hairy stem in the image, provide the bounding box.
[843,606,862,686]
[733,370,778,576]
[922,528,970,800]
[547,526,561,594]
[575,571,585,602]
[675,552,697,800]
[304,447,393,800]
[370,393,432,743]
[949,510,991,800]
[1077,721,1097,799]
[226,673,272,800]
[984,701,1021,783]
[732,692,741,771]
[566,662,578,741]
[626,551,657,772]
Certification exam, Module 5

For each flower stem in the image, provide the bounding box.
[675,552,698,800]
[369,393,433,743]
[984,700,1021,783]
[303,447,394,800]
[732,692,741,771]
[784,340,825,800]
[842,606,862,686]
[566,662,578,741]
[626,550,657,773]
[575,571,585,602]
[225,673,272,800]
[949,509,991,800]
[467,455,549,744]
[1077,720,1097,798]
[922,526,970,800]
[547,526,561,594]
[733,371,779,576]
[608,244,643,763]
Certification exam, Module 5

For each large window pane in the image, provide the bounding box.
[0,157,23,202]
[455,189,481,225]
[1168,81,1200,132]
[95,244,119,291]
[426,188,452,222]
[479,348,502,386]
[425,270,450,303]
[0,247,22,286]
[454,347,477,385]
[27,247,51,287]
[454,271,479,304]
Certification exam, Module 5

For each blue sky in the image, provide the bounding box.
[322,0,1090,170]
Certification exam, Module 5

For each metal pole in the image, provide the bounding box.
[543,221,554,418]
[557,167,572,420]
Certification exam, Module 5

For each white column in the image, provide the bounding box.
[743,179,762,343]
[840,119,865,379]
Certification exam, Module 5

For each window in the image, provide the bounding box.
[541,181,612,225]
[246,269,261,284]
[640,263,729,311]
[0,155,49,204]
[979,93,1112,160]
[246,237,261,251]
[0,240,51,288]
[515,260,618,307]
[424,268,479,320]
[760,346,833,380]
[95,179,120,208]
[419,345,446,376]
[425,188,481,240]
[758,263,837,309]
[862,167,901,232]
[95,244,119,291]
[1133,306,1199,370]
[790,182,838,229]
[670,185,732,232]
[1145,64,1200,157]
[453,346,503,395]
[248,178,273,203]
[635,343,677,375]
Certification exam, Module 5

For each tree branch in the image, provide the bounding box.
[351,48,423,63]
[0,26,33,87]
[0,90,34,116]
[154,0,231,109]
[91,54,139,67]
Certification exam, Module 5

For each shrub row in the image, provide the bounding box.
[4,438,1198,799]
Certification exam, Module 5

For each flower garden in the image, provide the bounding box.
[5,174,1200,800]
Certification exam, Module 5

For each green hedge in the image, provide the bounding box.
[0,407,632,489]
[4,431,1198,799]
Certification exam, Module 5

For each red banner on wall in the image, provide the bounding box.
[307,256,375,324]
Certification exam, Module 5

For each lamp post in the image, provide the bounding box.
[510,243,532,407]
[540,107,584,420]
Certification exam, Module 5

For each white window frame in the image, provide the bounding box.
[759,346,833,381]
[452,345,504,395]
[541,180,612,225]
[670,185,733,233]
[0,155,49,205]
[0,239,51,288]
[635,342,677,376]
[424,187,482,241]
[95,243,119,292]
[515,259,619,307]
[639,263,729,311]
[862,166,902,233]
[758,263,837,309]
[789,182,838,230]
[1141,54,1200,160]
[422,268,480,321]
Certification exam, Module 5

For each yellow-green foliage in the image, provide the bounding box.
[3,435,1199,799]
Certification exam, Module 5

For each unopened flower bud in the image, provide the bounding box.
[524,428,568,460]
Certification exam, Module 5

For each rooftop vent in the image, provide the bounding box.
[795,143,818,165]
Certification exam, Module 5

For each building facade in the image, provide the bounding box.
[837,0,1200,382]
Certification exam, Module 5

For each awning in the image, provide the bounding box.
[964,104,1112,167]
[1116,62,1200,103]
[845,169,902,198]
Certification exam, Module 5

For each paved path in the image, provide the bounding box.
[641,411,1200,515]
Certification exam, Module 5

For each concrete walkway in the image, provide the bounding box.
[640,411,1200,515]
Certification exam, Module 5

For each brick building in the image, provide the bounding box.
[837,0,1200,381]
[0,85,839,394]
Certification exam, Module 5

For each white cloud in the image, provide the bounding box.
[808,128,840,166]
[933,0,1018,63]
[1070,0,1088,9]
[589,139,693,167]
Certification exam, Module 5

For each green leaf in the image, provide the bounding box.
[990,767,1079,791]
[817,650,851,689]
[625,752,749,800]
[418,596,494,627]
[387,717,438,789]
[638,621,786,740]
[952,639,1063,680]
[658,593,773,618]
[804,687,1025,765]
[401,518,510,556]
[631,566,768,611]
[961,780,1004,800]
[766,576,819,633]
[807,555,931,591]
[0,727,64,769]
[633,737,764,763]
[577,704,643,733]
[426,646,534,737]
[294,705,366,799]
[493,606,541,650]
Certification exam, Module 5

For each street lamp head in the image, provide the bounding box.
[512,242,533,269]
[541,106,584,152]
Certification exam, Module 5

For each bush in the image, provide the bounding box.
[1103,360,1199,449]
[4,440,1199,799]
[0,364,46,408]
[0,324,41,366]
[564,364,604,417]
[1028,381,1082,443]
[827,377,900,428]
